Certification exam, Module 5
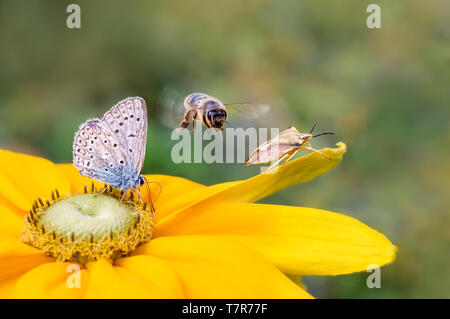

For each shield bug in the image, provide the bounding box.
[245,124,334,171]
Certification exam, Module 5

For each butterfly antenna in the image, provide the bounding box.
[310,123,317,134]
[312,132,335,138]
[143,176,156,214]
[147,181,162,203]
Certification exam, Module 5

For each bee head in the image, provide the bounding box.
[207,109,227,129]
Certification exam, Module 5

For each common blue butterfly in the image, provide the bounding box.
[73,97,153,211]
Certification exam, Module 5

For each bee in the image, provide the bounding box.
[177,92,269,131]
[245,124,334,170]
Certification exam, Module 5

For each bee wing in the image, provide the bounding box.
[245,130,298,165]
[158,88,190,129]
[225,102,270,119]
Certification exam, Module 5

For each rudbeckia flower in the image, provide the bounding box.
[0,142,396,298]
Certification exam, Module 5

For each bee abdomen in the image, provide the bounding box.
[185,92,209,108]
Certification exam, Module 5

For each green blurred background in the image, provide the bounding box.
[0,0,448,298]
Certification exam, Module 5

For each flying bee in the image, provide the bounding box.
[245,124,335,171]
[176,92,269,131]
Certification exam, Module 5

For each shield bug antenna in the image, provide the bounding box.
[312,132,335,138]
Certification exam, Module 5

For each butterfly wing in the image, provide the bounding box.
[100,97,148,174]
[73,97,148,189]
[73,119,129,187]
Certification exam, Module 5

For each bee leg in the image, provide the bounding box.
[189,112,198,133]
[191,116,197,133]
[303,144,330,160]
[178,110,193,131]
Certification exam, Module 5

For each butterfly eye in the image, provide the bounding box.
[139,177,145,186]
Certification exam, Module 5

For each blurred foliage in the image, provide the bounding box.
[0,0,449,298]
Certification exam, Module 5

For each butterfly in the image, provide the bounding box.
[73,97,154,211]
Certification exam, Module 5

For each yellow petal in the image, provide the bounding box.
[0,238,53,282]
[154,202,397,276]
[57,164,205,212]
[15,262,88,298]
[157,142,346,225]
[142,174,205,209]
[135,235,313,298]
[0,204,24,239]
[0,150,70,213]
[84,258,183,298]
[116,255,185,298]
[0,275,22,298]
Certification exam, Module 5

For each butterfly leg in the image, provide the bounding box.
[119,191,127,203]
[134,189,144,206]
[94,184,109,198]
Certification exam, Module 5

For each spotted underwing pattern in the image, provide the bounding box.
[73,97,148,191]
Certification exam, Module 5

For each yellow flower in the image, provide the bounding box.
[0,142,396,298]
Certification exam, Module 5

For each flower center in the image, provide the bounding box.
[21,183,154,264]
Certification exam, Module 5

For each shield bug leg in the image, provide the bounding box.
[280,149,299,168]
[303,144,330,160]
[266,153,291,172]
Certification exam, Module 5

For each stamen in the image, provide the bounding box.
[21,183,154,264]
